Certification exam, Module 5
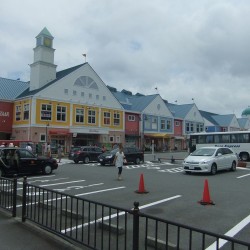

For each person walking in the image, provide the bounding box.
[47,143,51,158]
[57,145,63,163]
[113,144,126,180]
[26,143,32,151]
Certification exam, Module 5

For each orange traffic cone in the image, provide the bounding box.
[135,174,149,194]
[199,179,215,205]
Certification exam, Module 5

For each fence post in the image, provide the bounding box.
[22,176,27,222]
[12,174,17,217]
[133,201,140,250]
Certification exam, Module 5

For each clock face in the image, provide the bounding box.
[44,37,52,47]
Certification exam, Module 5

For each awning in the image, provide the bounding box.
[49,128,71,135]
[144,133,171,138]
[174,136,185,140]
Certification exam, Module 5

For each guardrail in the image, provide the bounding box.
[1,176,250,249]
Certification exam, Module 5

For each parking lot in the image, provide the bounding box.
[10,154,250,248]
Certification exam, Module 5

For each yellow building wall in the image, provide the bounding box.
[35,99,70,126]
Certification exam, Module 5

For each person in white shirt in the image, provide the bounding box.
[113,144,126,180]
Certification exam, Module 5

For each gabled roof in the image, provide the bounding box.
[111,90,157,112]
[17,63,85,98]
[199,110,219,125]
[0,77,29,100]
[211,114,235,127]
[166,103,194,119]
[237,117,249,128]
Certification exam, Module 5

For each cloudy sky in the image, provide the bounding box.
[1,0,250,117]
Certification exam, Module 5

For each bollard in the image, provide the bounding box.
[171,155,175,163]
[133,201,140,250]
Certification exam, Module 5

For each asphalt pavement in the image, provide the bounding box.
[1,150,249,250]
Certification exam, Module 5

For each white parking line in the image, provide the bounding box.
[39,180,86,187]
[206,214,250,249]
[237,173,250,179]
[62,195,181,233]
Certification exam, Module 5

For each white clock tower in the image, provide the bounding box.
[30,27,57,91]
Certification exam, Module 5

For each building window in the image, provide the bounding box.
[41,104,52,121]
[15,105,21,121]
[89,93,92,99]
[40,134,46,142]
[128,115,135,121]
[76,108,84,123]
[96,95,99,100]
[57,106,66,122]
[161,119,166,130]
[186,122,190,132]
[64,89,68,94]
[197,124,203,132]
[23,104,30,120]
[73,90,77,96]
[104,112,111,125]
[190,123,194,132]
[116,136,120,143]
[175,121,180,126]
[152,117,157,130]
[103,96,106,101]
[109,136,114,142]
[81,92,84,97]
[88,110,96,124]
[114,113,120,126]
[167,120,171,130]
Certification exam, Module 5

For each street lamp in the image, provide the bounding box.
[45,122,49,143]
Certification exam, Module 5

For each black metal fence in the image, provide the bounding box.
[0,175,17,217]
[1,176,250,249]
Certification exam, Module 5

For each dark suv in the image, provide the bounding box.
[98,146,144,166]
[68,146,103,164]
[0,147,58,177]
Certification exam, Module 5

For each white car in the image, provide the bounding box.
[183,147,238,175]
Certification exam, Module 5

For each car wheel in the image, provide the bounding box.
[43,165,52,175]
[135,157,141,165]
[74,160,79,164]
[101,162,105,166]
[230,161,236,171]
[240,153,249,161]
[185,171,191,174]
[84,157,90,164]
[210,164,217,175]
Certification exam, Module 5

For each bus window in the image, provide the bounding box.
[231,134,238,143]
[221,134,230,143]
[239,134,249,143]
[198,135,205,144]
[214,135,220,143]
[206,135,213,143]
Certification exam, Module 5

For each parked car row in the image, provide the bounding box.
[68,146,144,166]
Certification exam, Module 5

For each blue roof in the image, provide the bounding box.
[17,63,85,98]
[211,114,235,126]
[199,110,219,125]
[0,77,29,100]
[166,103,194,119]
[112,90,157,112]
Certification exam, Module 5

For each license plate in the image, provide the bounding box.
[189,165,195,170]
[99,159,103,161]
[71,153,74,156]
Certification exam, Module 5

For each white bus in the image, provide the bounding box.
[188,131,250,161]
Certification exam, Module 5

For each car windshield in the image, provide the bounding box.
[192,148,216,156]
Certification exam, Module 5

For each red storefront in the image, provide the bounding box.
[0,101,13,139]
